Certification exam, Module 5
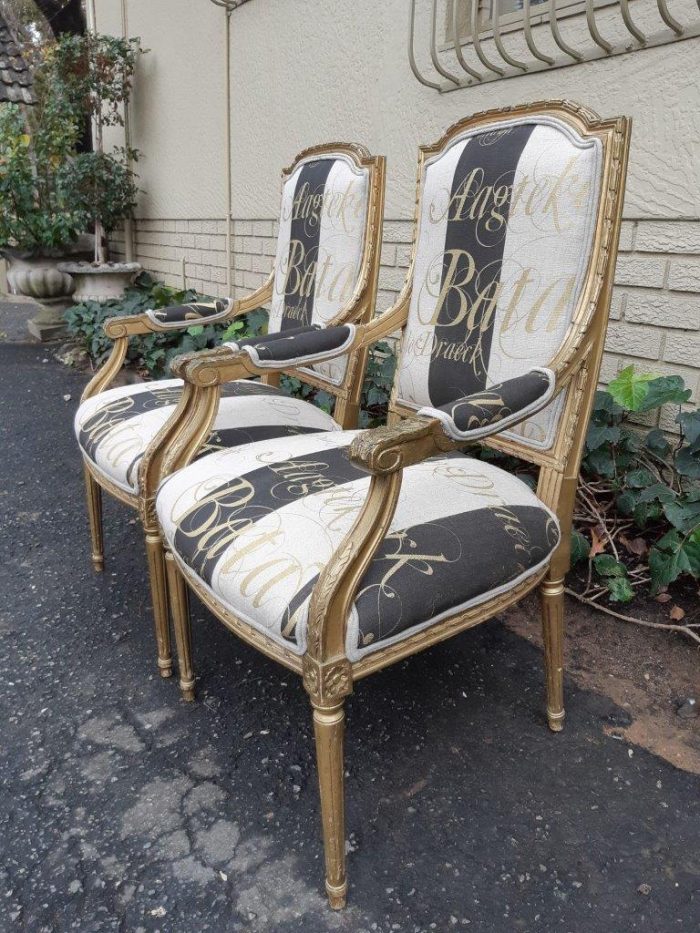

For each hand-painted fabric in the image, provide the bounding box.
[156,431,560,660]
[145,298,234,329]
[269,154,369,386]
[225,324,355,368]
[75,378,338,494]
[418,367,555,441]
[395,116,602,450]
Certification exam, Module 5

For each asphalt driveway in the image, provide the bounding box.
[1,341,698,932]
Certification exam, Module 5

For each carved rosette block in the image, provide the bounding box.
[302,657,353,703]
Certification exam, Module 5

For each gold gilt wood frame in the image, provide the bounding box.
[157,100,631,909]
[78,141,386,678]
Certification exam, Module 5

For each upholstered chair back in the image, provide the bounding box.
[267,153,371,388]
[394,115,603,451]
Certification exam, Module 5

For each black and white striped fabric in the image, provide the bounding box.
[227,323,355,369]
[397,117,602,450]
[230,154,369,387]
[156,431,560,659]
[75,379,338,494]
[145,298,235,329]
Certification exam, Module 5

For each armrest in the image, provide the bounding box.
[226,323,356,368]
[417,368,555,442]
[349,415,457,475]
[103,274,275,340]
[102,298,236,338]
[174,323,359,386]
[144,297,235,329]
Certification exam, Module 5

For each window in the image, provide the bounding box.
[445,0,611,41]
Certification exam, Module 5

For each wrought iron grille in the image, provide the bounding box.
[409,0,700,89]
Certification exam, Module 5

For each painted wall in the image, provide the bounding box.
[97,0,700,417]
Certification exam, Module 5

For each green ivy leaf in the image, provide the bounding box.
[586,447,616,477]
[186,325,204,336]
[625,468,656,488]
[615,490,637,516]
[570,530,589,565]
[637,483,677,504]
[676,447,700,479]
[639,375,691,412]
[607,366,654,412]
[607,576,634,603]
[677,411,700,451]
[586,423,621,451]
[593,554,627,577]
[663,500,700,534]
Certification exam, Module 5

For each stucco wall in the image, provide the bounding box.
[99,0,700,420]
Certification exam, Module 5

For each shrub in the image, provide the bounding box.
[574,366,700,602]
[65,272,265,378]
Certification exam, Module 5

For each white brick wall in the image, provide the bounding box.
[112,215,700,429]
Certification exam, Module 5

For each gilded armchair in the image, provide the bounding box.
[151,102,630,907]
[73,143,385,678]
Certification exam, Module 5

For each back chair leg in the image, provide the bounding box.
[144,531,173,679]
[165,551,196,701]
[312,698,348,909]
[540,574,566,732]
[83,464,104,572]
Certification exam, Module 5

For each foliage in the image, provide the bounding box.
[43,33,140,128]
[573,365,700,603]
[65,272,260,379]
[44,32,143,260]
[60,148,138,236]
[0,99,83,252]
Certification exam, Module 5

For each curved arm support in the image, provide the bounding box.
[138,379,221,528]
[103,275,274,340]
[81,336,129,402]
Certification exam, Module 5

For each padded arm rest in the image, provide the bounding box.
[145,298,235,330]
[417,368,555,442]
[226,323,356,369]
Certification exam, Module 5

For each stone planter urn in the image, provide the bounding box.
[57,261,142,303]
[2,238,95,341]
[4,251,76,302]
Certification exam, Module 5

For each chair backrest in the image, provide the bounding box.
[268,144,384,394]
[390,102,628,464]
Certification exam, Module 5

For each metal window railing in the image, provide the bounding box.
[409,0,700,90]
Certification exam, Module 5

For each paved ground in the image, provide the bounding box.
[1,340,699,932]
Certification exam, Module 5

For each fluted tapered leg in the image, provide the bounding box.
[540,575,565,732]
[165,551,195,701]
[145,531,172,678]
[83,464,104,572]
[312,699,347,909]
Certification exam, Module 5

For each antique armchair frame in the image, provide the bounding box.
[156,101,631,908]
[77,142,386,679]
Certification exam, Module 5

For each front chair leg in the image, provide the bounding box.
[164,551,196,701]
[144,531,173,679]
[540,574,565,732]
[312,698,347,909]
[83,463,104,572]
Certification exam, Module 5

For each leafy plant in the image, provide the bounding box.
[574,365,700,602]
[0,99,84,252]
[45,32,142,262]
[65,272,263,378]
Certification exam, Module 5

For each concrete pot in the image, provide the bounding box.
[58,261,142,302]
[4,252,76,302]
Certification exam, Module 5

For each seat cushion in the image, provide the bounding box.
[75,379,339,494]
[156,430,560,660]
